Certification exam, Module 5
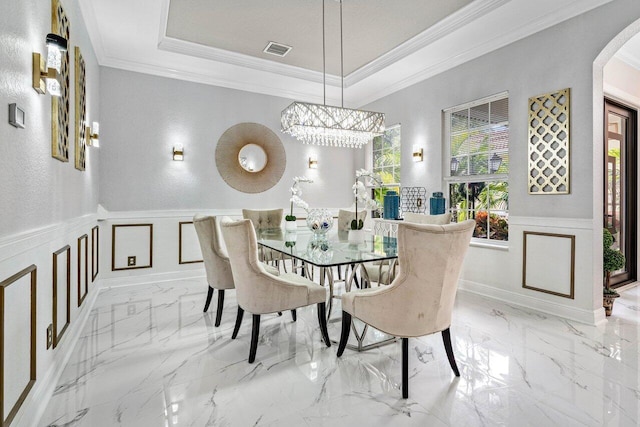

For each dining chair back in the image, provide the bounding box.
[221,218,331,363]
[337,219,475,398]
[193,215,234,326]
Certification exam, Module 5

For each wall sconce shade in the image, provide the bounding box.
[173,144,184,161]
[308,156,318,169]
[32,33,68,96]
[412,146,423,162]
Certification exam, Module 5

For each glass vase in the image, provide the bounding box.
[306,208,334,236]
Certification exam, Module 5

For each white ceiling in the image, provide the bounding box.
[616,33,640,71]
[79,0,614,107]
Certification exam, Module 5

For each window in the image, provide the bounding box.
[372,125,401,217]
[445,94,509,242]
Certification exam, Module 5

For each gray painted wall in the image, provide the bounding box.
[99,68,357,213]
[364,0,640,220]
[359,0,640,320]
[0,0,100,238]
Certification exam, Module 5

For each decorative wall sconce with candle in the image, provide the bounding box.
[308,156,318,169]
[173,144,184,161]
[412,146,423,162]
[32,33,68,96]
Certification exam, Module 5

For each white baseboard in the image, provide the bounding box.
[459,279,607,326]
[98,269,206,289]
[16,283,102,427]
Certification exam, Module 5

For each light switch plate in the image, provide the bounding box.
[9,103,25,129]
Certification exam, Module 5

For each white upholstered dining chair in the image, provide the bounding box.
[337,220,475,398]
[242,208,288,270]
[403,212,451,224]
[193,215,235,327]
[337,209,367,231]
[221,218,331,363]
[194,215,279,326]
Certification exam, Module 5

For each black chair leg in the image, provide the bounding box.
[402,337,409,399]
[442,328,460,376]
[291,309,297,322]
[337,311,352,357]
[232,307,244,339]
[214,289,225,327]
[317,303,331,347]
[203,287,214,312]
[249,314,261,363]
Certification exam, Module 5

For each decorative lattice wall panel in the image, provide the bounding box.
[75,46,86,171]
[51,0,70,162]
[528,88,570,194]
[400,187,427,214]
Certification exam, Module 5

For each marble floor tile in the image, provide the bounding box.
[41,279,640,426]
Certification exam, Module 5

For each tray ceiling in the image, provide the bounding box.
[79,0,614,106]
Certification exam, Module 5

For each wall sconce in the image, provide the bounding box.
[32,33,68,96]
[173,143,184,161]
[308,156,318,169]
[86,122,99,147]
[412,146,423,162]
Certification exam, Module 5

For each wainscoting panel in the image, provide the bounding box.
[523,231,575,299]
[77,235,88,307]
[52,246,71,348]
[178,222,203,265]
[91,226,99,282]
[0,265,36,427]
[111,224,153,271]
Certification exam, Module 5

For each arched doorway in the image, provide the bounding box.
[594,19,640,293]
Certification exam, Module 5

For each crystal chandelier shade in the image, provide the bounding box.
[281,101,385,148]
[280,0,385,149]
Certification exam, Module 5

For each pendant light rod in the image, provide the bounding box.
[340,0,344,108]
[280,0,385,148]
[322,0,326,106]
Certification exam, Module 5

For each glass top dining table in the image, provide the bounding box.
[257,227,399,351]
[256,227,398,268]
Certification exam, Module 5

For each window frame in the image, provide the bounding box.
[371,124,402,217]
[444,92,509,246]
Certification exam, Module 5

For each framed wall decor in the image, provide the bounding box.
[74,46,87,171]
[51,0,70,162]
[0,265,37,427]
[78,234,88,306]
[52,245,71,348]
[527,88,570,194]
[522,231,575,299]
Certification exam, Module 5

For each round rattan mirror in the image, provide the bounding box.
[215,123,286,193]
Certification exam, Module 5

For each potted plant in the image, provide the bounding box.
[603,228,625,316]
[350,169,381,243]
[286,176,312,231]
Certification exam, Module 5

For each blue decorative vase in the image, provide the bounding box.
[430,192,445,215]
[383,191,400,220]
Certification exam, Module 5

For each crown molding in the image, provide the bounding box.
[99,55,328,104]
[78,0,107,63]
[353,0,615,106]
[83,0,615,108]
[344,0,511,87]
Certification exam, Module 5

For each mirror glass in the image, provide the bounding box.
[238,144,267,173]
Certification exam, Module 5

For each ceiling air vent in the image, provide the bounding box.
[263,41,292,57]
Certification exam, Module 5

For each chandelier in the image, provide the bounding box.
[281,0,385,149]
